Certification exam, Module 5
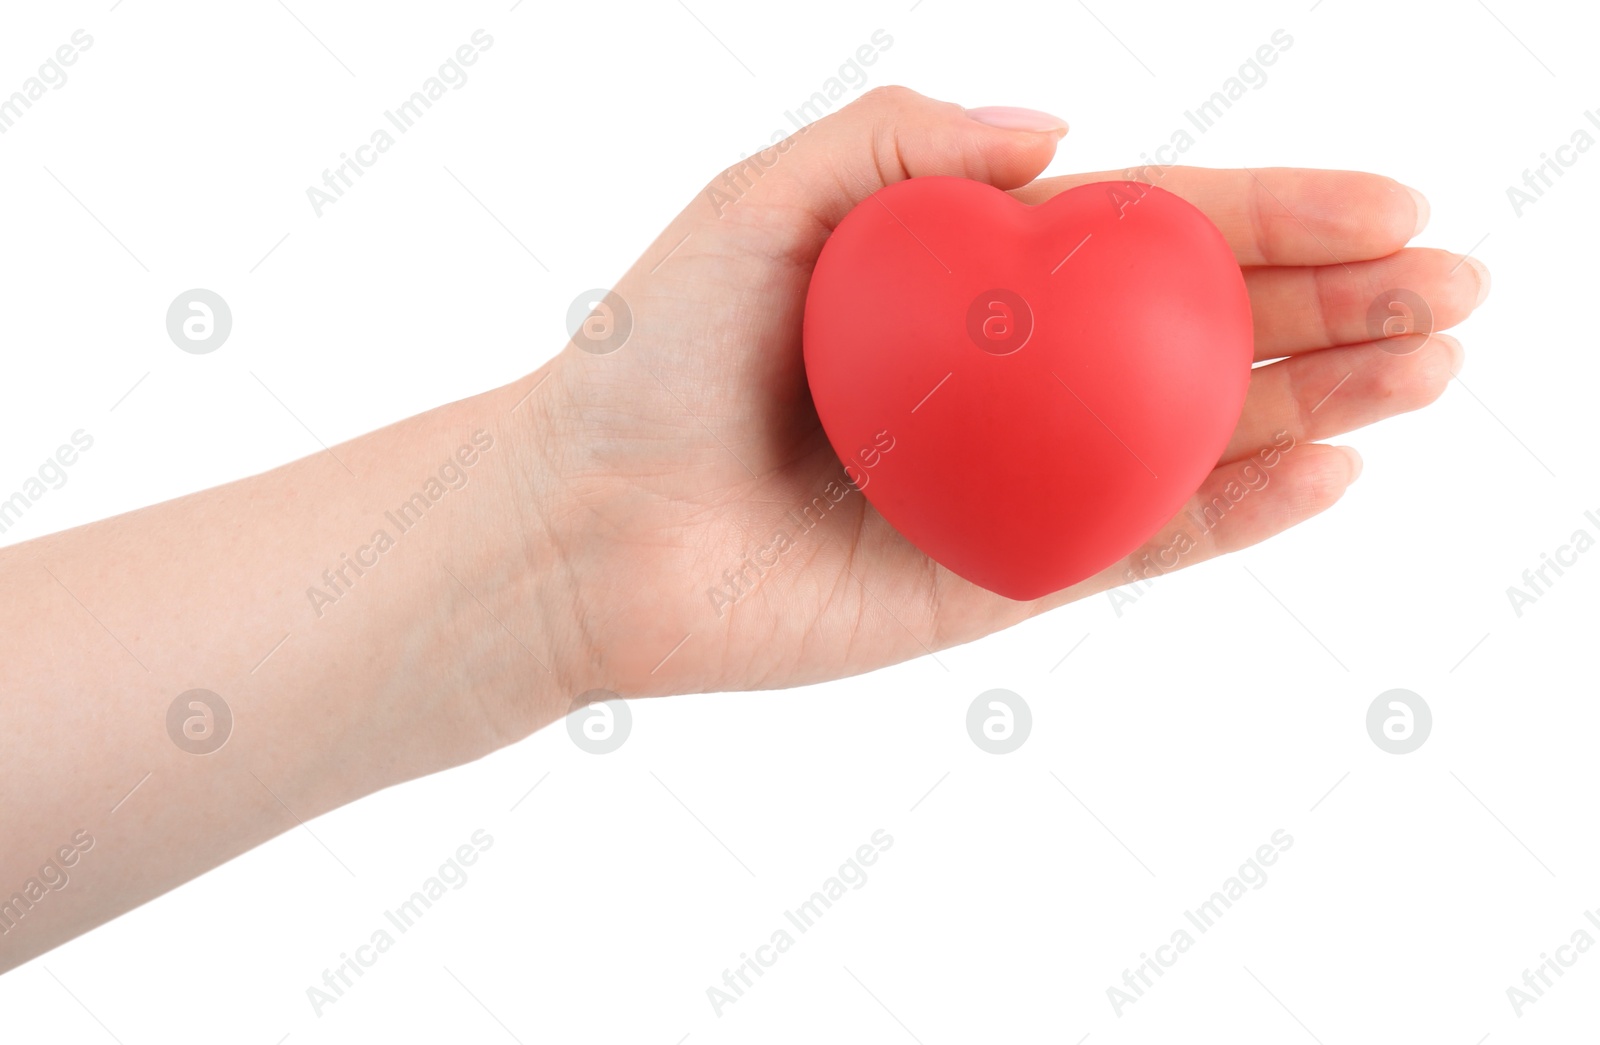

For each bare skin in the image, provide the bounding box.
[0,87,1487,972]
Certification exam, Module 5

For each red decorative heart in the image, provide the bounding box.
[803,176,1253,600]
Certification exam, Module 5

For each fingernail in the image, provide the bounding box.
[964,106,1069,135]
[1337,446,1363,484]
[1436,332,1465,376]
[1404,184,1430,238]
[1464,256,1491,307]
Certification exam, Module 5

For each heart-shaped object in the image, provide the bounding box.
[803,176,1253,600]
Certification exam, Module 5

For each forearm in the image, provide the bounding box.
[0,370,566,971]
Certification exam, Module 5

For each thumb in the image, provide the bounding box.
[707,86,1067,230]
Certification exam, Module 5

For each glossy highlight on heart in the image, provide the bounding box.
[803,176,1254,600]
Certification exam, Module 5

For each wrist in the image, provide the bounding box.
[384,372,583,771]
[290,374,582,792]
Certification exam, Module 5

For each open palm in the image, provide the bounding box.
[515,87,1484,700]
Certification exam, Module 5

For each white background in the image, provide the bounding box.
[0,0,1593,1041]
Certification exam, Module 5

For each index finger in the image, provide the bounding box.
[1009,166,1427,267]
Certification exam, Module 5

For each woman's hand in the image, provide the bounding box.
[507,86,1486,709]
